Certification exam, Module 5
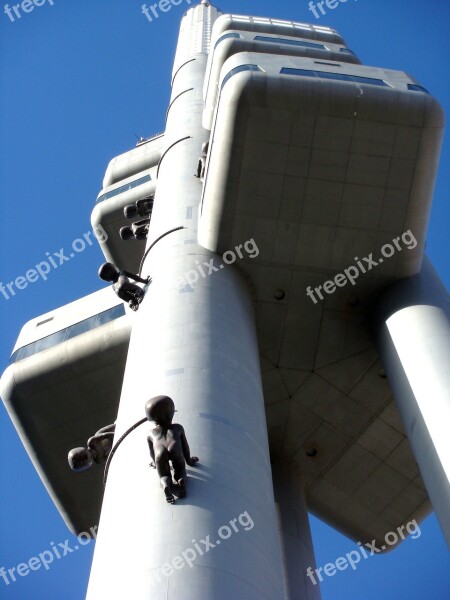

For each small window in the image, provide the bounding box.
[65,316,96,340]
[96,304,126,326]
[254,35,326,50]
[281,68,317,79]
[351,75,389,86]
[36,317,54,326]
[221,64,263,91]
[96,174,151,205]
[280,67,389,87]
[9,305,126,364]
[407,83,430,94]
[340,48,356,56]
[314,61,342,67]
[319,72,351,81]
[17,330,65,361]
[213,32,242,50]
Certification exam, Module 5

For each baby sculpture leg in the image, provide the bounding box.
[155,447,175,504]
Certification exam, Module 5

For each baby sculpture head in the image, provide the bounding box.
[145,395,175,427]
[98,261,120,283]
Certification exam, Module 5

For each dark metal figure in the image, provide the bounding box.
[68,423,116,472]
[196,141,209,179]
[98,262,150,311]
[145,396,198,504]
[124,195,154,219]
[120,218,150,241]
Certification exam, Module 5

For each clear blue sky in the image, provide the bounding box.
[0,1,449,598]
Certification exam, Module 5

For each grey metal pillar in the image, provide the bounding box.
[272,461,322,600]
[86,4,285,598]
[373,258,450,548]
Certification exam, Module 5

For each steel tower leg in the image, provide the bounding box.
[273,461,322,600]
[374,258,450,548]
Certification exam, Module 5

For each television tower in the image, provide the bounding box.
[2,3,449,599]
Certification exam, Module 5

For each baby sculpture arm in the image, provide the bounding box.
[147,436,156,468]
[180,427,199,467]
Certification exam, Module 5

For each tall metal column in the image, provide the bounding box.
[373,258,450,548]
[272,461,322,600]
[86,4,286,598]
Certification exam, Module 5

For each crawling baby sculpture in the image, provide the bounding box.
[145,395,198,504]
